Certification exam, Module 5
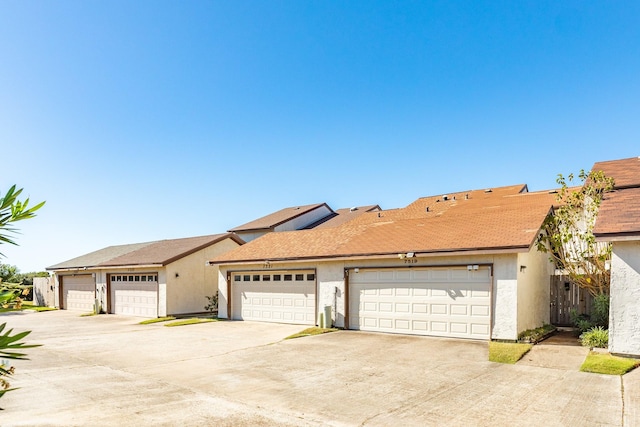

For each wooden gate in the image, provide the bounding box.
[550,275,594,326]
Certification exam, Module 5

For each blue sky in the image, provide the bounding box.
[1,1,639,272]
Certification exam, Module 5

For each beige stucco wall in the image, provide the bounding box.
[217,252,522,340]
[50,239,241,318]
[166,238,240,315]
[609,240,640,357]
[516,246,553,333]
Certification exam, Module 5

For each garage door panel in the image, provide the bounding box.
[471,324,490,336]
[62,275,95,312]
[451,322,468,333]
[413,320,428,331]
[232,271,315,325]
[350,267,491,340]
[451,304,468,315]
[413,303,428,314]
[110,274,158,318]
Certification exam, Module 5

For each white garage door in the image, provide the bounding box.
[110,273,158,318]
[62,275,95,312]
[232,271,316,325]
[349,267,492,340]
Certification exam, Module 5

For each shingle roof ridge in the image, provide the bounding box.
[228,202,329,232]
[408,183,528,203]
[48,233,238,270]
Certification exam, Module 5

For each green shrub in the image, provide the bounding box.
[570,293,610,333]
[518,324,556,343]
[204,292,218,314]
[591,293,609,328]
[570,309,593,333]
[580,326,609,348]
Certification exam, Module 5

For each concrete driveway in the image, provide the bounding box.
[0,311,630,426]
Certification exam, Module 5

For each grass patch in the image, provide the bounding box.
[580,352,640,375]
[21,303,58,312]
[285,327,338,340]
[139,316,176,325]
[164,318,218,327]
[489,341,533,364]
[0,303,58,313]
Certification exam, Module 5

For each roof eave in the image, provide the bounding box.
[158,233,245,265]
[595,231,640,242]
[209,245,531,266]
[48,264,164,272]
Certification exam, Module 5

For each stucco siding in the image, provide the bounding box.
[217,268,229,319]
[166,238,240,315]
[317,262,346,327]
[490,255,518,340]
[609,241,640,356]
[516,246,553,333]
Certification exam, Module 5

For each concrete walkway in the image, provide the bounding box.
[518,331,590,371]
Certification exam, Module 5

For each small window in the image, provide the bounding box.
[234,275,241,282]
[114,275,121,281]
[122,276,128,282]
[141,276,147,281]
[307,274,315,281]
[284,274,292,281]
[243,275,250,282]
[153,275,158,281]
[295,274,304,281]
[273,274,281,281]
[253,275,260,281]
[128,275,134,281]
[263,275,271,281]
[148,275,154,281]
[134,275,140,281]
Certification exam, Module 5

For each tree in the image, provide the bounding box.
[0,185,45,256]
[0,185,44,403]
[536,169,615,297]
[0,264,19,284]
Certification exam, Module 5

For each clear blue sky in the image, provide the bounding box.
[2,1,639,272]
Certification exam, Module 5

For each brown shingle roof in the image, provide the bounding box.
[306,205,381,229]
[210,185,557,264]
[594,187,640,238]
[592,156,640,189]
[48,233,243,270]
[228,203,331,232]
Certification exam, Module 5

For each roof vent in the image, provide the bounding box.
[426,206,430,212]
[484,189,492,193]
[442,195,449,201]
[378,212,381,218]
[465,194,469,200]
[350,207,358,212]
[548,190,558,194]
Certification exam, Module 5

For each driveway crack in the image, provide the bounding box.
[621,375,625,426]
